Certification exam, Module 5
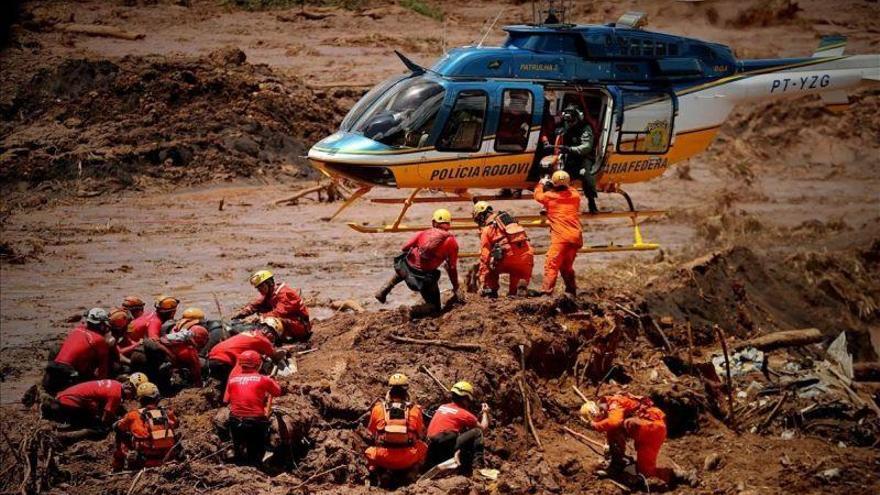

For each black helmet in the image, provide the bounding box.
[562,105,584,124]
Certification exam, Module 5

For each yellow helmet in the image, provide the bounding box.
[388,373,409,387]
[129,372,149,387]
[261,316,284,334]
[551,170,571,187]
[136,382,160,399]
[182,307,205,320]
[450,381,474,400]
[580,400,601,421]
[472,201,492,218]
[249,270,274,287]
[432,208,452,224]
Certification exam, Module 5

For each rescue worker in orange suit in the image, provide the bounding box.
[534,170,583,296]
[224,350,283,467]
[129,325,210,392]
[120,296,179,356]
[163,306,206,336]
[472,201,534,297]
[121,296,146,320]
[43,308,113,394]
[42,373,145,433]
[365,373,427,485]
[207,322,279,401]
[112,382,179,471]
[425,381,490,474]
[581,394,696,486]
[375,209,463,317]
[232,270,311,342]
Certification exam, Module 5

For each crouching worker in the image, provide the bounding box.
[43,308,113,394]
[224,350,283,467]
[581,394,696,486]
[112,382,179,471]
[365,373,427,486]
[42,374,145,439]
[375,209,463,318]
[472,201,534,297]
[232,270,311,342]
[129,324,210,393]
[424,381,490,475]
[207,321,279,402]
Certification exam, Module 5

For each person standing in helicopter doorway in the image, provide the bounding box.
[550,104,599,214]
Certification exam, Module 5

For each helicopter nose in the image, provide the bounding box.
[307,133,398,187]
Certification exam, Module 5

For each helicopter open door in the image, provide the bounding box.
[607,86,678,158]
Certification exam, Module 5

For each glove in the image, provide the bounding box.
[540,178,553,189]
[557,145,571,154]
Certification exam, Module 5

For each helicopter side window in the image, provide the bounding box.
[495,89,534,153]
[617,90,674,154]
[437,90,488,152]
[350,76,446,149]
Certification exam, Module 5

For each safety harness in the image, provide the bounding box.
[135,407,176,460]
[376,400,415,447]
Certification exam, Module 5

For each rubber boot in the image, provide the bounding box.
[587,196,599,214]
[409,303,440,320]
[374,275,402,304]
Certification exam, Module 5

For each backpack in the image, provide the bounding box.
[377,400,414,446]
[136,407,176,456]
[492,211,529,248]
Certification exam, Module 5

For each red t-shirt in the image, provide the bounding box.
[223,372,282,419]
[56,379,122,415]
[128,312,156,342]
[165,340,202,386]
[54,324,111,379]
[208,332,274,366]
[426,402,478,438]
[403,228,459,272]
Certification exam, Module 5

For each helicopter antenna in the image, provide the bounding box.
[442,17,448,54]
[394,50,425,75]
[477,8,504,48]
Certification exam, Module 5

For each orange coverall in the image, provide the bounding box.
[534,183,583,294]
[478,213,534,295]
[365,401,428,472]
[591,395,670,481]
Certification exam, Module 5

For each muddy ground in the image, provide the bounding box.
[1,0,879,494]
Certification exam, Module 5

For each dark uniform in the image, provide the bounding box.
[559,105,598,214]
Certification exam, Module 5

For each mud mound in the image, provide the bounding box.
[641,242,880,360]
[0,49,346,196]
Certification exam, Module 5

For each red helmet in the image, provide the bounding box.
[190,325,209,348]
[238,350,262,371]
[108,307,133,330]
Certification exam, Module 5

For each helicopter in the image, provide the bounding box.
[307,5,879,256]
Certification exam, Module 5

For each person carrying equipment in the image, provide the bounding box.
[232,270,311,342]
[42,374,143,432]
[43,308,113,394]
[581,394,695,485]
[112,382,179,471]
[121,296,146,319]
[224,350,283,467]
[121,296,179,355]
[472,201,534,297]
[424,381,490,474]
[207,323,279,401]
[534,170,583,296]
[365,373,427,483]
[128,325,210,391]
[375,209,463,317]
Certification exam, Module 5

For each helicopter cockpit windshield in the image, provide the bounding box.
[349,75,445,149]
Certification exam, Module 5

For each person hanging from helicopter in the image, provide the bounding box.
[472,201,534,298]
[542,103,599,214]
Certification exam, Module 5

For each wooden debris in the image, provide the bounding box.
[561,426,605,455]
[55,23,145,40]
[518,345,542,450]
[572,385,589,403]
[732,328,823,352]
[390,334,482,351]
[418,365,449,393]
[650,318,675,352]
[329,299,365,313]
[290,465,348,490]
[272,181,347,206]
[757,392,789,432]
[714,325,737,430]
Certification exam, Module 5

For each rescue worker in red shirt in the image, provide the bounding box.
[223,350,283,467]
[112,382,179,471]
[43,308,113,394]
[534,170,583,296]
[232,270,311,342]
[129,325,210,392]
[375,209,463,317]
[162,306,206,336]
[107,307,133,344]
[581,394,696,486]
[120,296,179,356]
[472,201,534,297]
[364,373,427,485]
[42,373,145,432]
[425,381,490,474]
[207,323,279,401]
[121,296,146,319]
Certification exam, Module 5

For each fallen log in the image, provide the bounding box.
[561,426,606,454]
[418,365,449,393]
[854,362,880,382]
[518,345,542,450]
[390,334,482,351]
[329,299,365,313]
[732,328,823,352]
[55,23,145,40]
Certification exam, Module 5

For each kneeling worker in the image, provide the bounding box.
[232,270,311,342]
[375,209,463,316]
[224,350,283,467]
[425,381,490,474]
[581,394,695,485]
[113,382,179,471]
[42,374,145,433]
[365,373,427,482]
[472,201,534,297]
